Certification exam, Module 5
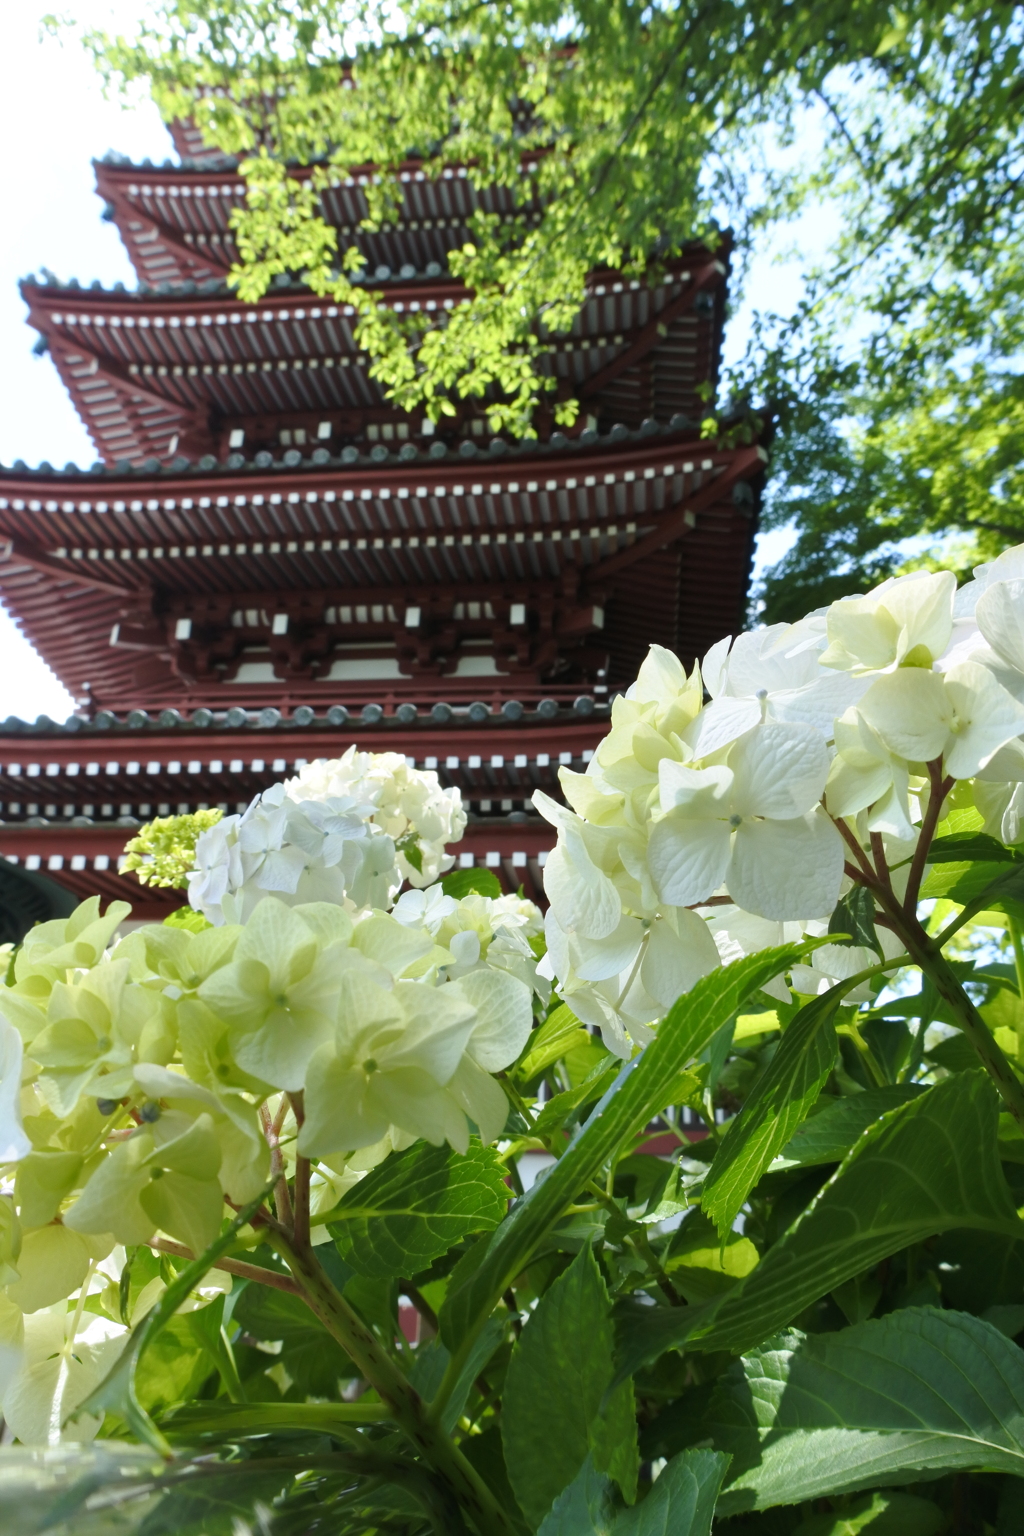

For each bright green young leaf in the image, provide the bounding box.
[502,1245,638,1528]
[536,1448,728,1536]
[775,1085,925,1168]
[791,1491,944,1535]
[665,1211,759,1305]
[617,1071,1022,1372]
[701,984,843,1236]
[74,1181,276,1454]
[443,941,824,1354]
[328,1141,508,1278]
[710,1308,1024,1513]
[533,1057,621,1136]
[441,868,503,900]
[517,1002,592,1081]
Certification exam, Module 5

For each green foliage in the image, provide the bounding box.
[441,868,504,901]
[328,1140,509,1277]
[701,984,843,1236]
[19,579,1024,1533]
[503,1246,638,1527]
[72,0,1024,586]
[122,810,222,890]
[536,1449,727,1536]
[709,1309,1024,1512]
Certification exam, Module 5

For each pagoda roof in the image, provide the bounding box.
[23,252,728,465]
[93,149,545,288]
[0,426,764,709]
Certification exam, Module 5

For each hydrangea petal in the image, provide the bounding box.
[728,809,844,920]
[647,814,731,908]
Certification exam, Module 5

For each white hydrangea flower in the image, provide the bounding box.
[189,749,466,924]
[286,747,466,887]
[647,722,844,920]
[0,1016,30,1164]
[686,619,868,758]
[820,570,958,674]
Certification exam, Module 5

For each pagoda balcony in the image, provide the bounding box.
[0,710,607,820]
[0,432,764,710]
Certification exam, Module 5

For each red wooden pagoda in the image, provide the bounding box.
[0,134,765,930]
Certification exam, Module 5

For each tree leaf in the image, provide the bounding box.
[616,1072,1022,1373]
[502,1246,638,1528]
[709,1308,1024,1513]
[775,1085,925,1167]
[535,1449,729,1536]
[701,985,842,1236]
[442,941,823,1353]
[328,1140,509,1278]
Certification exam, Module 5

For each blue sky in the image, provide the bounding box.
[0,2,805,722]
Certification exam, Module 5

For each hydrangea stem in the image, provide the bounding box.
[276,1234,522,1536]
[900,923,1024,1131]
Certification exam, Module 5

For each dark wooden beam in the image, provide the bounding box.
[578,261,725,401]
[586,446,764,583]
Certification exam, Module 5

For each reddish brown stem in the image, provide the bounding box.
[903,761,954,916]
[870,831,889,886]
[288,1090,310,1251]
[148,1237,301,1295]
[260,1100,294,1230]
[836,816,881,883]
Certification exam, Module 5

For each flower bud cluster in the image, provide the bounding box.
[539,552,1024,1052]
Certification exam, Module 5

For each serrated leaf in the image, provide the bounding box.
[503,1246,638,1528]
[441,867,503,899]
[710,1308,1024,1513]
[443,941,825,1354]
[613,1448,727,1536]
[698,1071,1023,1353]
[616,1072,1022,1373]
[775,1084,925,1167]
[702,985,842,1236]
[328,1141,508,1278]
[536,1448,728,1536]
